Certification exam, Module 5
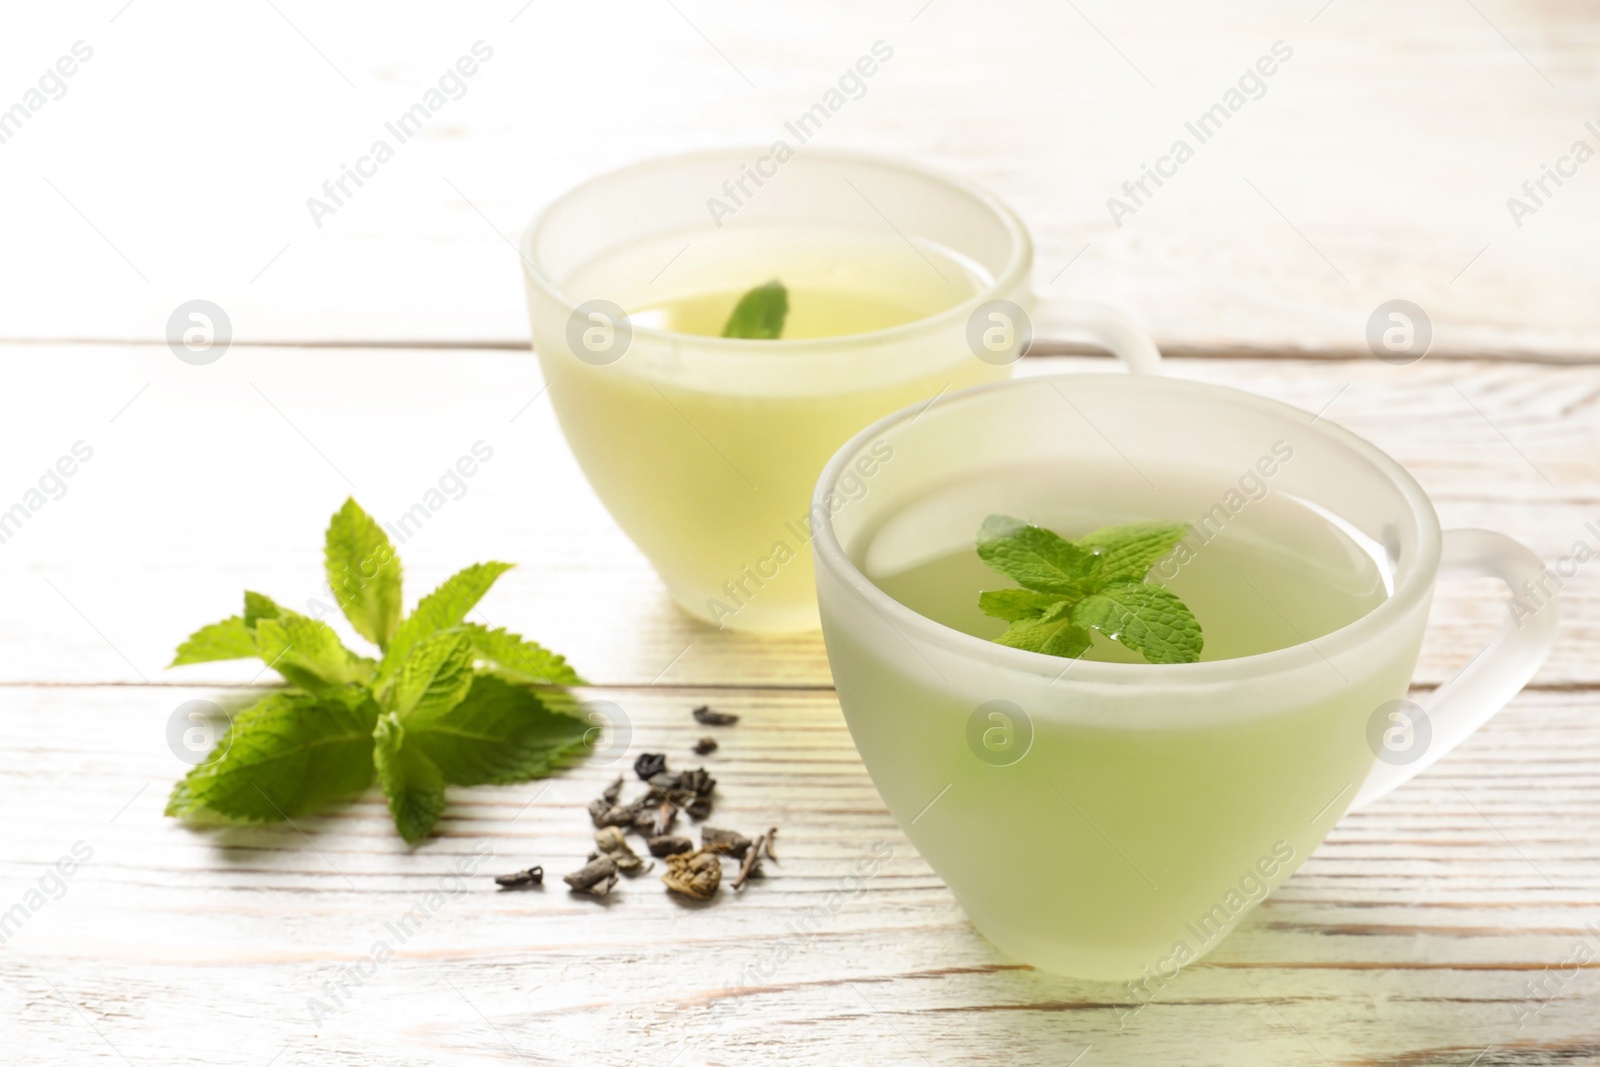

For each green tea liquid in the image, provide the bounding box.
[548,228,1005,631]
[869,466,1390,662]
[826,458,1412,977]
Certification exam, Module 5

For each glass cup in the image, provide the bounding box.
[520,149,1161,632]
[811,373,1557,980]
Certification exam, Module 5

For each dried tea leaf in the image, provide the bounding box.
[678,768,715,797]
[601,776,624,805]
[634,752,668,780]
[692,705,738,727]
[494,865,544,889]
[593,825,628,851]
[733,830,771,890]
[648,835,693,857]
[652,798,676,838]
[631,804,662,834]
[701,826,751,859]
[662,849,721,900]
[589,796,640,829]
[564,855,619,897]
[693,736,718,755]
[594,826,648,874]
[686,796,712,820]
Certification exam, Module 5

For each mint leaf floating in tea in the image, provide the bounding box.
[1079,520,1197,584]
[165,498,590,845]
[976,515,1100,596]
[1071,582,1202,666]
[975,516,1203,664]
[720,280,788,339]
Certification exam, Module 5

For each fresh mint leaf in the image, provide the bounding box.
[390,630,475,719]
[1080,521,1189,584]
[374,712,447,845]
[254,614,374,692]
[404,674,588,786]
[975,515,1204,665]
[1072,580,1203,665]
[243,590,283,630]
[379,562,514,683]
[976,515,1096,596]
[166,689,379,821]
[994,601,1094,658]
[168,502,584,845]
[721,279,788,339]
[170,616,257,666]
[461,623,585,686]
[325,498,403,650]
[977,589,1067,622]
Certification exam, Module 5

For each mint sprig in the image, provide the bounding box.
[166,498,590,844]
[721,279,788,339]
[976,516,1202,665]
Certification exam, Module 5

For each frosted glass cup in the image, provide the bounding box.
[521,149,1161,632]
[812,374,1557,980]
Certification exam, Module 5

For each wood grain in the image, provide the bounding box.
[5,685,1598,1066]
[5,0,1599,1041]
[1,348,1595,690]
[3,342,1596,1064]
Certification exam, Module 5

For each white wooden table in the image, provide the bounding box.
[5,3,1599,1064]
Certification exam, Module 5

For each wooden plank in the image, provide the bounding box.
[1,3,1598,356]
[1,347,1596,688]
[4,684,1598,1065]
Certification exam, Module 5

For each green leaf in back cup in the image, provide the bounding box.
[721,280,788,339]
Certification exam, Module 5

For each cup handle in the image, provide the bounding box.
[1351,528,1558,809]
[1030,296,1163,375]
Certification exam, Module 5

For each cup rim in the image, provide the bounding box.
[518,146,1034,356]
[811,372,1443,684]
